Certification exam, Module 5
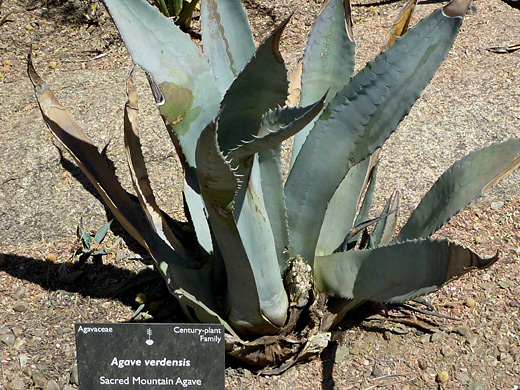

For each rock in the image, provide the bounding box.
[441,346,455,358]
[10,378,26,390]
[465,297,476,308]
[499,280,513,289]
[372,364,384,377]
[43,379,60,390]
[14,286,25,299]
[12,301,27,312]
[498,352,508,361]
[63,385,77,390]
[18,353,29,369]
[418,358,428,370]
[456,373,470,384]
[1,332,15,346]
[32,370,48,388]
[69,364,79,385]
[332,345,350,363]
[46,253,58,263]
[466,381,484,390]
[490,201,504,210]
[420,334,431,344]
[480,282,496,290]
[455,327,469,337]
[431,332,442,342]
[436,371,449,383]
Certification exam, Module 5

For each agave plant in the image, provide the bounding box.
[29,0,520,372]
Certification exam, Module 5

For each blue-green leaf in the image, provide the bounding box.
[201,0,255,95]
[217,18,289,155]
[291,0,355,167]
[196,119,285,336]
[315,239,497,302]
[398,139,520,241]
[286,6,466,262]
[104,0,221,169]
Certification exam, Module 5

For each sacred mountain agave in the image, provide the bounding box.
[29,0,520,372]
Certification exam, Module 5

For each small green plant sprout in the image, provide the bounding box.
[29,0,520,373]
[153,0,199,30]
[75,219,113,263]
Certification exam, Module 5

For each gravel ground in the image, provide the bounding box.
[1,0,519,389]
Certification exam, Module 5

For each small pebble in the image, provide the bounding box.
[498,352,508,361]
[431,332,442,342]
[490,201,504,210]
[13,301,27,312]
[46,253,57,263]
[420,334,430,344]
[480,282,496,290]
[466,381,484,390]
[14,286,25,299]
[32,370,47,388]
[456,373,470,384]
[441,346,455,358]
[69,364,79,385]
[18,353,29,369]
[10,378,25,390]
[332,345,349,363]
[0,332,15,346]
[455,326,469,337]
[372,364,384,377]
[436,371,449,383]
[43,379,60,390]
[49,61,57,69]
[465,297,476,308]
[418,358,428,370]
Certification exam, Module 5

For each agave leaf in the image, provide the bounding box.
[383,0,417,50]
[146,74,213,254]
[352,154,379,230]
[29,57,213,273]
[93,220,112,245]
[370,190,400,248]
[227,100,324,164]
[217,17,290,155]
[291,0,355,167]
[103,0,221,169]
[234,155,289,326]
[201,0,255,95]
[315,238,497,302]
[78,221,92,249]
[258,145,290,269]
[285,3,468,262]
[398,139,520,241]
[195,119,284,336]
[315,158,372,256]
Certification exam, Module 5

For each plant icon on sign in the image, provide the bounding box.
[146,328,154,346]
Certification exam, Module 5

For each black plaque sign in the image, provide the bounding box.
[75,323,224,390]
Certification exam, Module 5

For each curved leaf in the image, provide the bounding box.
[124,69,190,260]
[201,0,255,95]
[370,190,400,248]
[291,0,355,167]
[315,239,497,302]
[315,157,371,256]
[196,119,285,336]
[103,0,221,168]
[383,0,417,50]
[398,138,520,241]
[285,4,467,261]
[217,17,290,155]
[258,145,290,269]
[227,100,324,164]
